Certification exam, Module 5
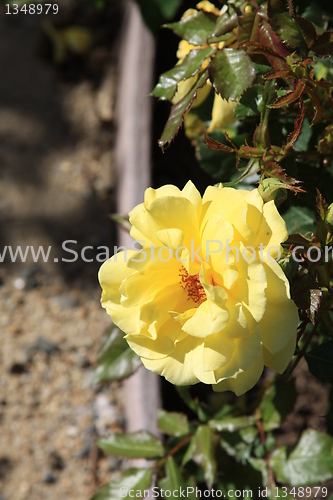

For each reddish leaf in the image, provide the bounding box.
[285,102,305,149]
[269,80,305,108]
[257,21,290,72]
[267,0,312,50]
[316,189,328,220]
[304,76,333,89]
[311,31,333,57]
[264,162,305,195]
[241,41,286,61]
[296,16,317,48]
[204,132,236,153]
[304,86,323,124]
[263,70,292,80]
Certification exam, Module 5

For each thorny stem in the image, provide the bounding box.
[153,434,193,470]
[282,322,318,382]
[254,408,266,446]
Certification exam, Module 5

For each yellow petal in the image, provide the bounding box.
[182,299,230,337]
[129,188,201,251]
[213,353,263,396]
[234,255,267,326]
[141,336,203,385]
[203,334,235,371]
[257,201,288,260]
[196,1,220,15]
[99,250,136,305]
[172,76,198,104]
[263,335,296,373]
[215,328,262,380]
[154,228,185,249]
[259,259,299,353]
[207,94,237,132]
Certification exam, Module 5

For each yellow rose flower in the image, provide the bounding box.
[99,182,299,396]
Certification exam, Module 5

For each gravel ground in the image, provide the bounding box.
[0,8,123,499]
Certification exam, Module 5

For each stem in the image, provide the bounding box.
[282,323,318,382]
[255,408,266,447]
[153,434,193,470]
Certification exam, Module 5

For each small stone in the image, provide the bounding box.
[49,451,65,471]
[9,362,27,375]
[0,457,11,479]
[75,443,91,459]
[25,337,59,360]
[66,425,79,437]
[42,471,57,484]
[51,293,77,310]
[13,278,25,290]
[36,336,59,355]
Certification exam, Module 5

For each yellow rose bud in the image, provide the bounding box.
[207,94,237,132]
[99,182,299,395]
[196,1,220,16]
[327,203,333,227]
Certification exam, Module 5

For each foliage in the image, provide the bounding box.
[93,0,333,498]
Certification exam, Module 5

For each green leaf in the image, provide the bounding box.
[182,425,216,486]
[157,409,190,436]
[165,11,217,46]
[98,431,164,459]
[269,430,333,486]
[155,0,182,20]
[134,0,184,32]
[213,11,238,37]
[260,379,296,431]
[93,327,141,383]
[158,456,182,496]
[283,206,316,235]
[209,416,256,432]
[218,459,263,495]
[311,31,333,57]
[268,0,316,49]
[234,85,263,117]
[209,48,256,101]
[253,63,274,74]
[152,46,215,101]
[158,70,209,149]
[305,341,333,384]
[91,468,152,500]
[219,428,257,463]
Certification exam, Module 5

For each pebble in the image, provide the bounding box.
[50,293,78,310]
[25,336,59,359]
[42,471,57,484]
[49,450,65,471]
[9,362,27,375]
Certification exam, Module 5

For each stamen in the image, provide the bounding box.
[179,266,206,305]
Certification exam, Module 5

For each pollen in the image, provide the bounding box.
[179,267,206,305]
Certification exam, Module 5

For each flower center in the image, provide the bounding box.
[179,267,206,305]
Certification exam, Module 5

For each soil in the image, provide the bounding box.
[0,5,124,499]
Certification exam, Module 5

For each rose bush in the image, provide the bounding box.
[171,1,237,135]
[99,181,299,395]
